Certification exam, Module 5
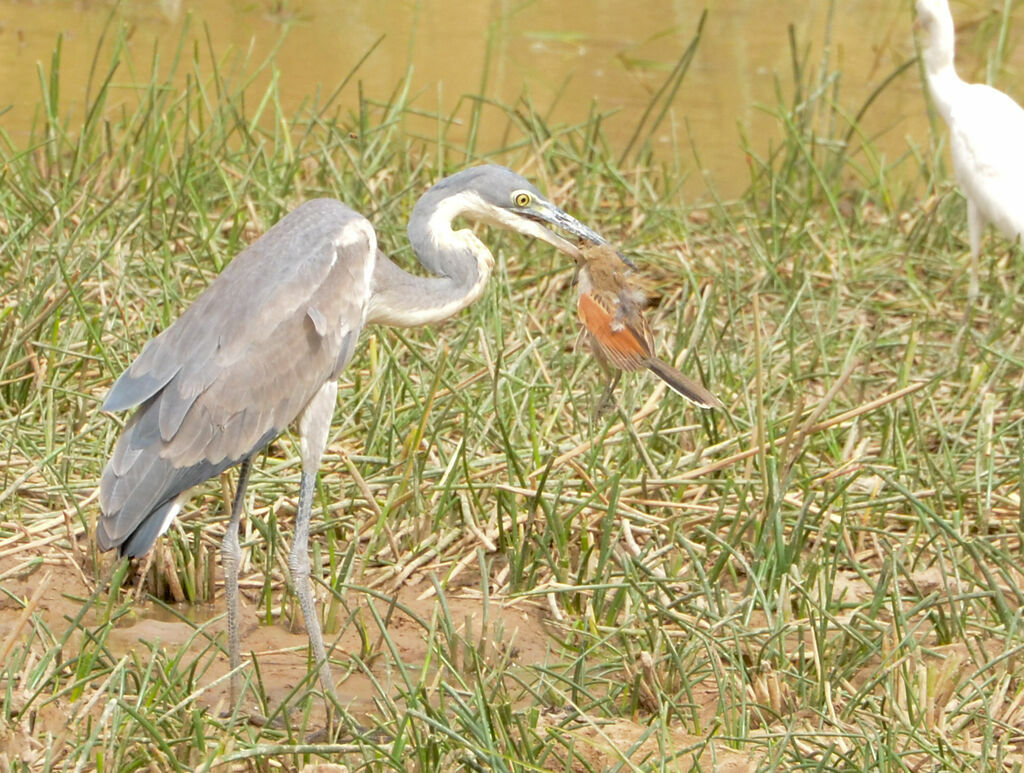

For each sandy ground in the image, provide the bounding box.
[0,531,761,771]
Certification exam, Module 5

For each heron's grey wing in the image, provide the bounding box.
[105,201,363,412]
[98,199,376,556]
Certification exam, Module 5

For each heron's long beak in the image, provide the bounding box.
[520,200,639,269]
[519,199,607,259]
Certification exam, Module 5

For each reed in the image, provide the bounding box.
[1,6,1023,770]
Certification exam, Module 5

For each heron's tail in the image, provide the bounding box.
[645,358,722,410]
[98,403,234,558]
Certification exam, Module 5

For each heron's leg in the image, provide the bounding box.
[222,457,252,706]
[130,548,156,606]
[290,380,340,702]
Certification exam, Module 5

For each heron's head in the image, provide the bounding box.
[420,164,607,258]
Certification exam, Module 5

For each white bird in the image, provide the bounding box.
[916,0,1024,297]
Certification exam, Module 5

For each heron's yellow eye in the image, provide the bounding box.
[512,191,532,208]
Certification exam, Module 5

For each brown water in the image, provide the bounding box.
[0,1,1013,198]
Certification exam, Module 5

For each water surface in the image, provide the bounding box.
[0,1,1015,198]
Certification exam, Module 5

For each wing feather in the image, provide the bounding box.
[577,292,651,371]
[949,84,1024,240]
[645,359,722,409]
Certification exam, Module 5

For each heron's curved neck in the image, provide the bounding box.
[366,191,494,328]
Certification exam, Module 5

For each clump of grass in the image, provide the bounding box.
[2,3,1024,771]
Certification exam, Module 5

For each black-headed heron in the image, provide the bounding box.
[97,164,607,705]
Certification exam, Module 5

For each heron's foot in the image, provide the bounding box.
[246,710,273,727]
[218,703,272,726]
[305,716,391,744]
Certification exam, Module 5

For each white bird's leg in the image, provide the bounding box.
[222,457,252,706]
[290,380,340,702]
[967,198,983,301]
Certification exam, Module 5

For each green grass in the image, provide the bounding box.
[2,7,1024,772]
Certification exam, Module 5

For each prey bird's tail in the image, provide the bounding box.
[645,358,722,410]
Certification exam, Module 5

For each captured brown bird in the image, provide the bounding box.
[574,243,722,410]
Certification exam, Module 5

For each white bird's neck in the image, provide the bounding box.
[920,0,966,122]
[365,190,495,328]
[925,67,966,123]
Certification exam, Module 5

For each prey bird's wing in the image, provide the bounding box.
[98,200,377,556]
[577,292,652,371]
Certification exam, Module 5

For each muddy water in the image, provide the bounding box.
[0,1,992,198]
